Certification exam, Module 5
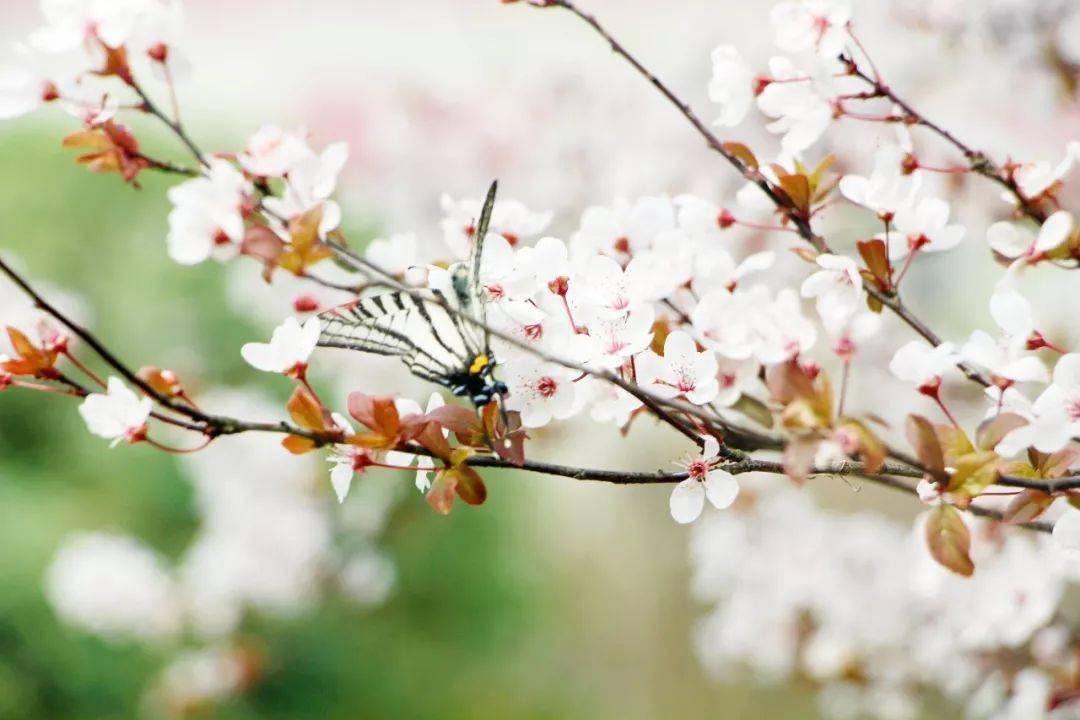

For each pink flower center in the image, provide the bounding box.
[1067,399,1080,421]
[687,459,709,480]
[486,283,505,301]
[719,373,736,389]
[524,323,543,341]
[536,376,558,398]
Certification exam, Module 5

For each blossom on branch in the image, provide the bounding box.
[166,158,251,265]
[240,317,320,377]
[78,377,152,446]
[670,437,739,524]
[637,330,720,405]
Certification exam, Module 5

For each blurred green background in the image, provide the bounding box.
[0,122,840,719]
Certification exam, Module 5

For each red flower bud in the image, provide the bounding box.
[294,295,321,313]
[718,209,736,229]
[147,43,169,63]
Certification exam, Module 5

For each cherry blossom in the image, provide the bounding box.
[708,45,754,128]
[78,377,152,446]
[582,377,642,426]
[670,437,739,524]
[477,233,536,304]
[879,197,966,261]
[770,0,852,57]
[691,248,774,295]
[263,141,348,237]
[889,340,958,392]
[756,56,834,155]
[713,356,759,407]
[45,532,181,641]
[166,158,250,265]
[961,291,1048,385]
[569,253,660,317]
[995,354,1080,456]
[29,0,182,55]
[440,193,551,259]
[636,331,720,405]
[516,236,572,296]
[503,360,578,428]
[237,125,313,178]
[800,254,862,321]
[838,144,922,219]
[1053,509,1080,553]
[987,211,1073,264]
[691,287,758,360]
[364,233,425,284]
[571,196,675,261]
[750,288,817,365]
[823,309,879,361]
[240,317,320,376]
[1009,143,1080,202]
[0,67,51,120]
[580,305,655,369]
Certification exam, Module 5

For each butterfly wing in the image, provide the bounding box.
[318,291,472,386]
[452,180,498,357]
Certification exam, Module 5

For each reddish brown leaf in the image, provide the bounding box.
[905,414,946,481]
[453,465,488,506]
[281,434,316,455]
[722,142,759,170]
[925,505,974,577]
[857,239,891,289]
[975,412,1027,452]
[1002,490,1054,525]
[287,386,328,432]
[426,471,457,515]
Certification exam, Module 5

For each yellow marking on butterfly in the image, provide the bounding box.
[469,354,490,375]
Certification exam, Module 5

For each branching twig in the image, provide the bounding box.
[537,0,993,389]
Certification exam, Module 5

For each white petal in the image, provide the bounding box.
[330,462,354,503]
[704,470,740,509]
[1053,510,1080,552]
[669,479,706,524]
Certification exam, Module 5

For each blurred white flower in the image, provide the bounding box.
[1010,144,1080,201]
[364,233,424,283]
[264,141,348,237]
[440,193,551,260]
[801,254,862,320]
[583,377,642,426]
[30,0,181,54]
[692,288,757,360]
[238,125,312,178]
[45,532,180,641]
[708,46,754,127]
[751,288,817,365]
[987,211,1073,263]
[340,550,396,606]
[579,305,655,369]
[771,0,852,57]
[757,56,833,155]
[78,377,152,446]
[1053,510,1080,554]
[0,67,51,120]
[571,196,675,261]
[240,316,320,375]
[166,158,250,265]
[691,248,774,295]
[713,356,759,407]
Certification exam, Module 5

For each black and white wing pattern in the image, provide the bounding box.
[318,290,473,387]
[451,179,498,356]
[317,181,505,404]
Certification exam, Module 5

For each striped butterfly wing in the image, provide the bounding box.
[451,180,498,359]
[318,291,473,387]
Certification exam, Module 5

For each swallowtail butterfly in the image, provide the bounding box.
[318,181,508,407]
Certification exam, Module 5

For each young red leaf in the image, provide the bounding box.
[925,505,974,577]
[905,414,947,482]
[1002,490,1054,525]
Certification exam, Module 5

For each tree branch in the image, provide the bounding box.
[538,0,994,389]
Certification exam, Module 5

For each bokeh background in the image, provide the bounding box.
[1,0,1080,718]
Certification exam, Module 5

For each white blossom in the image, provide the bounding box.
[636,331,720,405]
[166,158,250,265]
[240,316,320,375]
[45,532,180,641]
[670,437,739,524]
[880,197,966,261]
[709,45,754,128]
[79,377,152,446]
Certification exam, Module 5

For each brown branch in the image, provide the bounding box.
[842,59,1050,225]
[536,0,993,389]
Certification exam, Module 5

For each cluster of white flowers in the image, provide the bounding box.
[690,480,1078,720]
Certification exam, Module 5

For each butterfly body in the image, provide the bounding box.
[317,181,506,408]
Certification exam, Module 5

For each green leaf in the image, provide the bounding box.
[731,393,775,429]
[925,505,974,577]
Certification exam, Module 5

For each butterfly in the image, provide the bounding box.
[317,181,508,407]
